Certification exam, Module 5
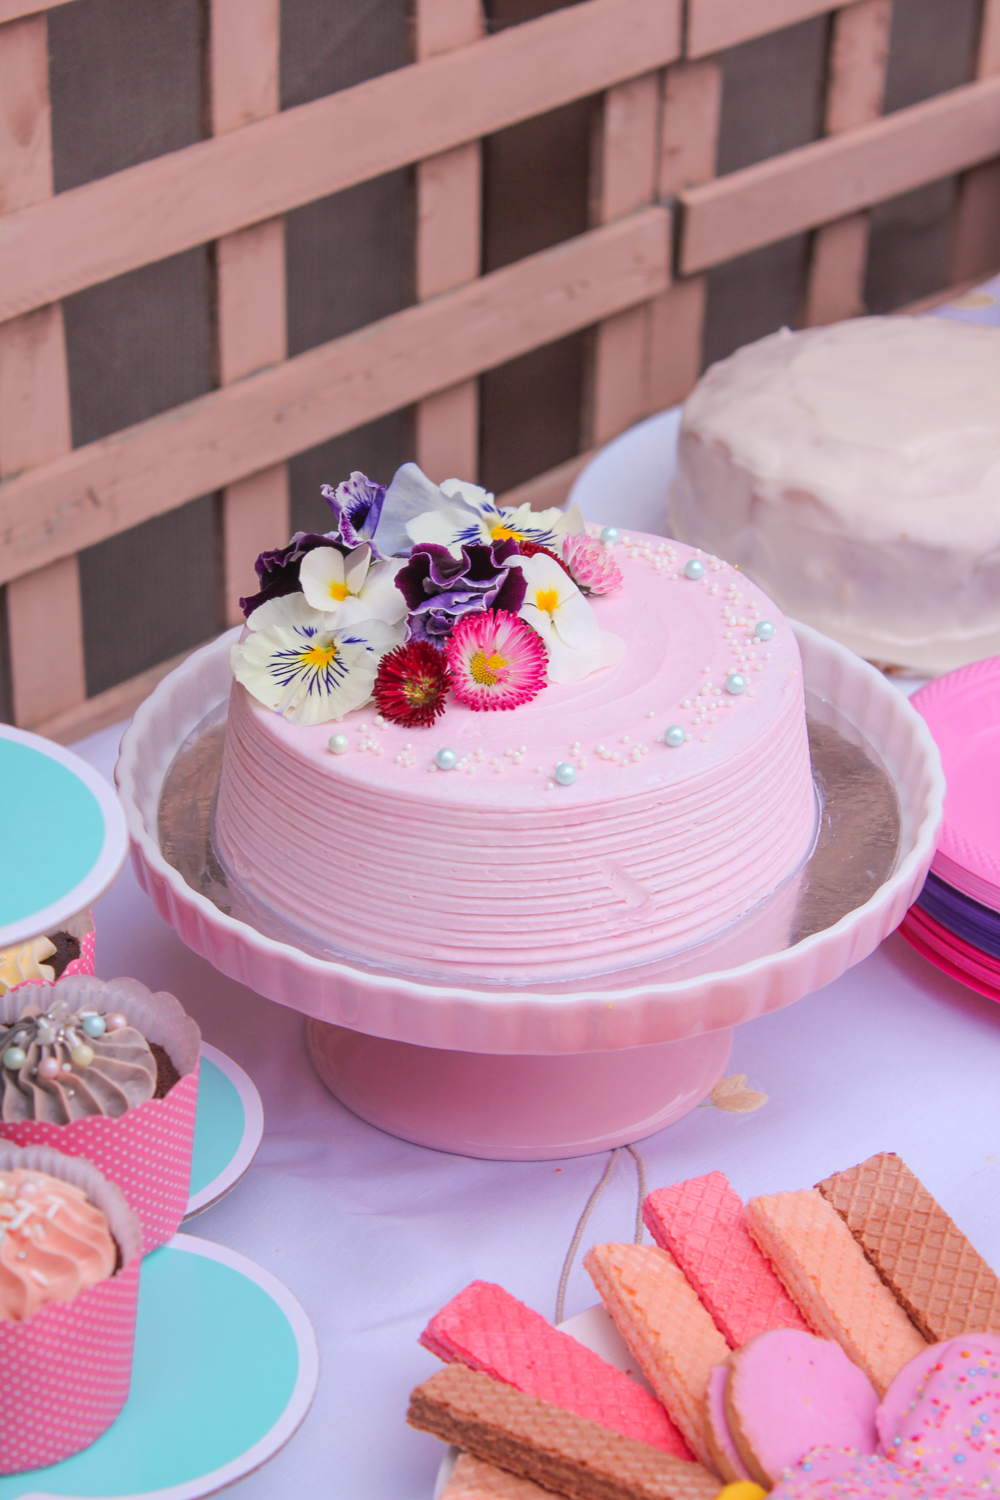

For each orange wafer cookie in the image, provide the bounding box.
[407,1364,720,1500]
[816,1151,1000,1342]
[441,1452,563,1499]
[583,1242,729,1468]
[744,1189,925,1395]
[643,1172,810,1346]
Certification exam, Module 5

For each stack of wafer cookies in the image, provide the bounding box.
[409,1152,1000,1499]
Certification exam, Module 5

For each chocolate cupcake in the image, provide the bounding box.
[0,910,96,995]
[0,976,201,1252]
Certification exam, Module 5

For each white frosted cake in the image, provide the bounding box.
[669,316,1000,676]
[214,465,816,984]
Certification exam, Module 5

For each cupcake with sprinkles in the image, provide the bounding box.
[0,974,201,1252]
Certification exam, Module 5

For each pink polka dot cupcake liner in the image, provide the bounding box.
[0,1142,143,1475]
[0,976,202,1254]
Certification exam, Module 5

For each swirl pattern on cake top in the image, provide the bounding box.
[0,1168,117,1321]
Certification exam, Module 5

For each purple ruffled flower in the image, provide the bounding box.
[396,539,527,648]
[239,532,343,619]
[320,472,386,556]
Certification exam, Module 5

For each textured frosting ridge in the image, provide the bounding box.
[215,530,816,983]
[0,1168,117,1321]
[670,317,1000,675]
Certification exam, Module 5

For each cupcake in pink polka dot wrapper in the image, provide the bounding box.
[0,975,201,1253]
[0,1142,142,1475]
[0,909,96,996]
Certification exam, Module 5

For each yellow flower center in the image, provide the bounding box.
[489,522,526,542]
[299,641,337,669]
[469,649,508,686]
[535,588,559,615]
[327,581,349,601]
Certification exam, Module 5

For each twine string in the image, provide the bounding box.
[554,1142,648,1325]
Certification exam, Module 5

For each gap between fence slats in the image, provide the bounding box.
[803,0,891,327]
[0,13,85,728]
[647,58,722,408]
[948,0,1000,286]
[0,0,680,325]
[211,0,290,628]
[686,0,840,59]
[0,207,670,588]
[414,0,484,485]
[680,72,1000,274]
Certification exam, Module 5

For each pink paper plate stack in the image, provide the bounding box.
[900,658,1000,1002]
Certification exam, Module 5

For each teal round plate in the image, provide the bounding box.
[0,1235,319,1499]
[185,1045,264,1219]
[0,727,128,949]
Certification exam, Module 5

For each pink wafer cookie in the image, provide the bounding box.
[441,1452,555,1499]
[745,1190,926,1395]
[644,1173,810,1346]
[421,1281,691,1458]
[584,1242,728,1469]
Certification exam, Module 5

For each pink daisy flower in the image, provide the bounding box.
[446,609,548,711]
[562,533,624,595]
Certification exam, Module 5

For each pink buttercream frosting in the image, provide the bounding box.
[214,531,817,982]
[0,1169,117,1321]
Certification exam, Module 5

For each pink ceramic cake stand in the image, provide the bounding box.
[115,622,943,1160]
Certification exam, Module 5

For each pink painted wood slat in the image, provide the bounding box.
[210,0,290,626]
[0,207,670,587]
[949,0,1000,285]
[0,13,84,727]
[0,0,681,325]
[0,0,72,22]
[680,72,1000,274]
[414,0,484,485]
[803,0,892,327]
[687,0,839,59]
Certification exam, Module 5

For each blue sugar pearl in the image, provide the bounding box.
[725,672,747,695]
[955,1454,966,1464]
[664,726,685,748]
[684,558,705,580]
[600,526,620,546]
[435,747,458,771]
[82,1015,107,1038]
[3,1047,26,1071]
[554,763,577,786]
[755,620,776,641]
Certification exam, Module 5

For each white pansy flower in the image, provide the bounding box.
[515,553,625,685]
[232,596,402,726]
[378,461,585,558]
[298,544,406,628]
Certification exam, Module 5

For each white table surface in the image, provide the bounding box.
[72,712,1000,1500]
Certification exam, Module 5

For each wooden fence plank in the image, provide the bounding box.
[0,206,670,587]
[0,0,681,324]
[0,13,84,726]
[803,0,891,326]
[679,73,1000,274]
[415,0,484,485]
[0,0,72,22]
[949,0,1000,285]
[211,0,289,627]
[687,0,837,59]
[590,71,661,447]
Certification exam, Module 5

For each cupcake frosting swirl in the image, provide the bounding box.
[0,1168,117,1320]
[0,999,158,1123]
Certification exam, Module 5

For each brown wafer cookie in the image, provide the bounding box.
[407,1365,720,1500]
[816,1151,1000,1342]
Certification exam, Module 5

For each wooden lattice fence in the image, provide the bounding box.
[0,0,998,741]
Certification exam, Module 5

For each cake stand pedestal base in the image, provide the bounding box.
[305,1020,733,1160]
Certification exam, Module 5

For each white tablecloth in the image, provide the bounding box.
[70,714,1000,1500]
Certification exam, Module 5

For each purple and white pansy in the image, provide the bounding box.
[231,463,625,727]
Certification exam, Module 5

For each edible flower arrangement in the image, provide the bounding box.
[231,464,624,728]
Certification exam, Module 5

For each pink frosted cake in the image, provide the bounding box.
[214,464,816,984]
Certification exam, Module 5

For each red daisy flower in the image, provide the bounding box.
[446,609,548,711]
[372,640,452,728]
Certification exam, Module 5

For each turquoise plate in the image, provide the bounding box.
[0,1236,318,1499]
[0,727,128,949]
[185,1045,264,1219]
